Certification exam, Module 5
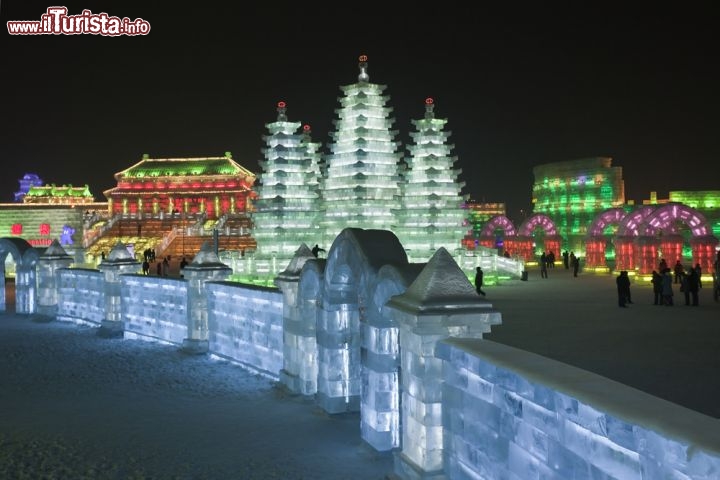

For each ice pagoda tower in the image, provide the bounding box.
[394,98,468,262]
[251,102,323,276]
[321,55,403,248]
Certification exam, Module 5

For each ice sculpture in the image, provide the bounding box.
[320,55,402,247]
[393,98,468,263]
[251,102,323,278]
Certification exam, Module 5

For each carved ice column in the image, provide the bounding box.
[274,243,316,394]
[98,242,140,337]
[386,248,502,480]
[35,240,73,320]
[182,241,231,354]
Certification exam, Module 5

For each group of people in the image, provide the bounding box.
[139,255,189,277]
[651,261,702,307]
[540,251,580,278]
[617,259,705,308]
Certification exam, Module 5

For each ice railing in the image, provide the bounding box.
[437,339,720,480]
[455,246,525,279]
[83,214,118,248]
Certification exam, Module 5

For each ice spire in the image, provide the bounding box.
[358,54,369,83]
[276,100,287,122]
[424,97,435,119]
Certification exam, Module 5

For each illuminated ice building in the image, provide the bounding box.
[250,102,323,277]
[320,55,403,247]
[104,152,255,217]
[532,157,625,253]
[393,97,468,262]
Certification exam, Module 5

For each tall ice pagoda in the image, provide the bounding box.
[394,98,468,261]
[320,55,403,248]
[251,102,323,275]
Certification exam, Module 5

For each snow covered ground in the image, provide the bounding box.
[0,316,392,479]
[1,266,718,479]
[484,265,720,419]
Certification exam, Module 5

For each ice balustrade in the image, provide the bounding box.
[32,228,720,478]
[56,268,105,324]
[122,275,188,344]
[437,339,720,480]
[207,281,283,376]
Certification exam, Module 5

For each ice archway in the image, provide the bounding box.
[479,215,517,237]
[0,238,39,313]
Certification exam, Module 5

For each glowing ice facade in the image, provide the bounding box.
[533,157,625,252]
[394,98,467,262]
[321,56,402,247]
[251,103,323,277]
[463,202,507,249]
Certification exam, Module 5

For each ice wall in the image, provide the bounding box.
[56,268,104,324]
[437,339,720,480]
[207,282,283,377]
[122,275,188,345]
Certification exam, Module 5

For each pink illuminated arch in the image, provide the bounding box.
[518,214,557,236]
[616,205,656,236]
[480,215,517,237]
[640,203,711,236]
[587,208,628,236]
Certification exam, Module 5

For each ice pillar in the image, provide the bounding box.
[614,236,636,271]
[386,248,501,480]
[584,235,607,270]
[98,242,140,337]
[182,241,231,354]
[659,234,684,269]
[636,236,659,275]
[316,288,362,413]
[15,262,37,314]
[275,243,318,394]
[690,235,719,273]
[361,264,421,452]
[35,240,73,319]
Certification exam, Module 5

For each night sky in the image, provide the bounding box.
[3,2,718,219]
